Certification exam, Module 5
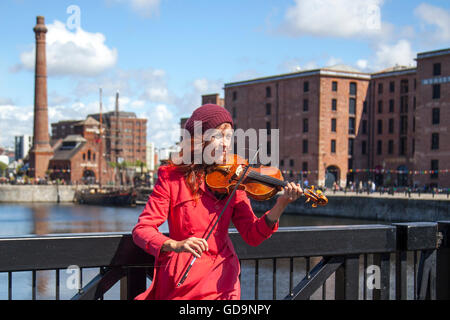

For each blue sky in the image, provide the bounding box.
[0,0,449,149]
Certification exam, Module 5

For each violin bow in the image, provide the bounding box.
[177,147,261,287]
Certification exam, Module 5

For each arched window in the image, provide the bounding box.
[88,150,91,161]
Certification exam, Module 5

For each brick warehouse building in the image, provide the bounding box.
[222,48,450,189]
[88,111,147,166]
[51,111,147,184]
[49,117,108,184]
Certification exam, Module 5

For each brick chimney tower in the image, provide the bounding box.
[29,16,53,179]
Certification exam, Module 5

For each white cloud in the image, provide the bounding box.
[281,0,385,38]
[15,20,117,77]
[414,3,450,44]
[0,104,34,147]
[138,104,180,148]
[356,59,369,70]
[374,39,416,69]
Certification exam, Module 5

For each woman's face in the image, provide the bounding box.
[204,123,233,164]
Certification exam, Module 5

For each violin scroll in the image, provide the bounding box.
[303,186,328,208]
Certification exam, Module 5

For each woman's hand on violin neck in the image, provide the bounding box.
[162,237,209,258]
[278,182,304,206]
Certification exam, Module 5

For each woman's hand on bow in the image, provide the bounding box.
[163,237,209,258]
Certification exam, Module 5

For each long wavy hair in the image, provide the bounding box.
[167,136,214,201]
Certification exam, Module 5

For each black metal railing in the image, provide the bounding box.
[0,222,449,300]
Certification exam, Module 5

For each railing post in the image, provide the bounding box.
[394,222,438,300]
[120,267,147,300]
[372,253,390,300]
[335,255,359,300]
[436,221,450,300]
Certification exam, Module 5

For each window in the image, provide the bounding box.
[433,63,441,76]
[332,99,337,111]
[412,139,415,155]
[348,159,354,170]
[400,116,408,135]
[303,99,309,112]
[350,82,357,95]
[389,118,394,134]
[304,81,309,93]
[303,119,309,133]
[362,141,367,155]
[266,103,271,116]
[389,99,394,113]
[267,141,271,156]
[83,153,86,161]
[232,91,237,101]
[302,162,308,177]
[377,140,382,155]
[433,84,440,99]
[363,101,367,114]
[378,100,383,114]
[431,133,439,150]
[232,107,237,118]
[388,140,394,154]
[400,79,409,94]
[349,98,356,115]
[378,83,383,94]
[348,139,354,156]
[432,108,440,125]
[431,160,439,179]
[349,118,355,135]
[280,159,284,167]
[266,86,272,98]
[362,120,367,135]
[331,118,337,132]
[389,81,395,93]
[303,140,308,153]
[400,96,408,113]
[377,119,383,135]
[332,81,338,92]
[331,140,336,153]
[400,137,407,155]
[88,150,91,161]
[290,159,294,167]
[266,121,271,135]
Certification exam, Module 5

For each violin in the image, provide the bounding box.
[205,154,328,208]
[178,153,328,287]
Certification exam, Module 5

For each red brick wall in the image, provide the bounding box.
[414,52,450,187]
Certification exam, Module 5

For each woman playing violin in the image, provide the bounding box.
[132,104,304,300]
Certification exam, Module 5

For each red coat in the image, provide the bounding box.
[132,165,279,300]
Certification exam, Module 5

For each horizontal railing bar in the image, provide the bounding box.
[230,225,397,259]
[0,224,428,272]
[0,233,154,272]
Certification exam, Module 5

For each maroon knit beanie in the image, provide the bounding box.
[184,104,234,136]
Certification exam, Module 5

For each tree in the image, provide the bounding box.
[0,161,7,177]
